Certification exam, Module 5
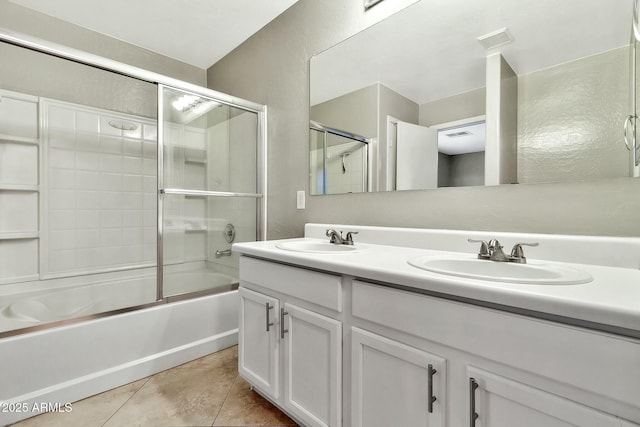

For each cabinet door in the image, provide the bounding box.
[351,327,446,427]
[467,367,624,427]
[282,303,342,427]
[238,287,280,399]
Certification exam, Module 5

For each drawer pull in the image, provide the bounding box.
[470,377,479,427]
[280,307,289,339]
[428,364,437,413]
[265,302,274,332]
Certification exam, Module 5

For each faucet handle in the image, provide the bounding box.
[468,238,490,259]
[345,231,358,245]
[510,242,539,263]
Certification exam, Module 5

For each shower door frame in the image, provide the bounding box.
[0,27,267,336]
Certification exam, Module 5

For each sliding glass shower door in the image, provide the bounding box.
[159,86,261,299]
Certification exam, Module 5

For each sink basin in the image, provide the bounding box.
[276,239,364,254]
[407,254,592,285]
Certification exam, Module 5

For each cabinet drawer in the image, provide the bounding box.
[352,280,640,416]
[240,256,343,312]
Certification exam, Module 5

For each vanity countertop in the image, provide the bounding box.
[233,233,640,337]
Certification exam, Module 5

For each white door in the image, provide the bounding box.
[396,120,438,190]
[282,303,342,427]
[351,327,446,427]
[238,287,280,399]
[467,367,626,427]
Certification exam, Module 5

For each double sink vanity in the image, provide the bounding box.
[233,224,640,427]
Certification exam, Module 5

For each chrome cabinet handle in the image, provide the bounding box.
[280,307,289,339]
[470,378,479,427]
[428,364,437,413]
[265,302,274,332]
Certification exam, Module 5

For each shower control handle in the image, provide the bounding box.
[265,303,274,332]
[280,308,289,339]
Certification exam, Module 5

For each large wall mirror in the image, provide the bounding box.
[309,0,634,195]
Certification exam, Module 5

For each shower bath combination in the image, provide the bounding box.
[0,28,266,425]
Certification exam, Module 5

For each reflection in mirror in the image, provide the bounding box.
[309,122,369,195]
[310,0,634,195]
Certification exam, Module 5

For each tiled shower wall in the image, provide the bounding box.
[41,99,158,277]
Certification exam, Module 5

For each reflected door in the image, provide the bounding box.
[396,121,438,190]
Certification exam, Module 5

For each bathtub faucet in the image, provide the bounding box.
[215,249,232,258]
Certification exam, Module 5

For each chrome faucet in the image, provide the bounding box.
[468,239,538,264]
[215,249,232,258]
[326,229,358,245]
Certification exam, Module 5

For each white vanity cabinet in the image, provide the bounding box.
[351,279,640,427]
[351,327,446,427]
[238,256,343,427]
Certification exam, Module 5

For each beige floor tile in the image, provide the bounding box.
[213,377,298,427]
[11,378,148,427]
[103,363,237,427]
[177,346,238,371]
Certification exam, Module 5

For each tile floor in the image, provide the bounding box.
[11,346,298,427]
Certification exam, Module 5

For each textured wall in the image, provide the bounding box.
[518,46,629,183]
[207,0,640,238]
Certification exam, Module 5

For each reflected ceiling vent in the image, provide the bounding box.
[477,27,514,50]
[445,131,472,138]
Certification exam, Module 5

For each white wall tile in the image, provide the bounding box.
[48,249,76,273]
[100,136,122,154]
[0,192,38,233]
[76,190,101,210]
[76,112,100,133]
[100,229,122,247]
[49,210,76,231]
[76,229,100,248]
[76,171,100,190]
[123,156,142,174]
[0,240,38,281]
[100,173,123,192]
[123,140,142,157]
[0,91,38,139]
[76,151,100,171]
[76,210,100,228]
[122,174,142,192]
[100,211,122,228]
[49,148,76,169]
[143,124,157,142]
[49,169,75,189]
[48,106,75,130]
[76,133,100,152]
[49,230,76,250]
[100,153,122,173]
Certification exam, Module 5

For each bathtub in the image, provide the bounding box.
[0,270,239,425]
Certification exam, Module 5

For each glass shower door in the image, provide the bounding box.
[159,86,260,299]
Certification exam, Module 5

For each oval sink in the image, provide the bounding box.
[407,254,592,285]
[276,240,363,254]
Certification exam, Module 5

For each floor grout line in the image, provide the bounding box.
[100,375,152,427]
[210,373,240,427]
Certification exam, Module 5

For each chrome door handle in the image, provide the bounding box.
[470,377,479,427]
[428,364,437,413]
[280,307,289,339]
[265,302,274,332]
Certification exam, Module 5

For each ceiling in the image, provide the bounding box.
[8,0,300,69]
[311,0,633,106]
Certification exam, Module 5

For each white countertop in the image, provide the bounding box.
[233,236,640,335]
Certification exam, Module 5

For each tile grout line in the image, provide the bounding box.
[210,373,240,427]
[100,375,153,427]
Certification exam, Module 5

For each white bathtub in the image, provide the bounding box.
[1,270,236,329]
[0,272,239,425]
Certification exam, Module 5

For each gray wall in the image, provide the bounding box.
[207,0,640,238]
[0,0,206,86]
[518,46,629,184]
[420,88,486,126]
